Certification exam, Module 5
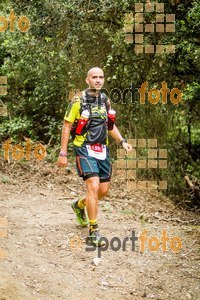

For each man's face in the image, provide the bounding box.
[86,69,105,91]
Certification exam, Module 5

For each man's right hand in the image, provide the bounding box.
[57,156,68,167]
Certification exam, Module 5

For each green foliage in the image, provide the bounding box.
[0,116,36,141]
[0,0,199,206]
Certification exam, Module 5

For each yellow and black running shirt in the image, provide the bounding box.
[64,91,109,147]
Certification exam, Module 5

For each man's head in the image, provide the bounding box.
[86,67,104,92]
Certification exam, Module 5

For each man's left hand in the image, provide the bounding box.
[122,142,132,152]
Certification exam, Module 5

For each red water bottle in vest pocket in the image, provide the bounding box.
[75,109,90,134]
[108,109,116,130]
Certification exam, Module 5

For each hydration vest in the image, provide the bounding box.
[70,90,109,145]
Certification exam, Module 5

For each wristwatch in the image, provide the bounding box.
[120,138,127,145]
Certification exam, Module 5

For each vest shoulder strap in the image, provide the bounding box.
[78,90,109,116]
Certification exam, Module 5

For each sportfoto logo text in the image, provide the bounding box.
[70,229,182,258]
[69,81,182,105]
[1,138,46,161]
[0,9,30,33]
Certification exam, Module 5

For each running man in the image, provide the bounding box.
[58,67,132,246]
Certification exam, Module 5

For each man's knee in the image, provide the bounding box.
[86,177,100,194]
[99,183,110,198]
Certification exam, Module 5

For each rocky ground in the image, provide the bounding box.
[0,158,199,300]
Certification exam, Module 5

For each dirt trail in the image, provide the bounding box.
[0,159,199,300]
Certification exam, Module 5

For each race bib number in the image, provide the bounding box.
[86,144,106,160]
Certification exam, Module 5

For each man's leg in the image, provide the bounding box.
[98,181,110,199]
[71,147,98,227]
[72,146,111,245]
[85,176,100,220]
[72,180,109,228]
[85,177,110,246]
[85,179,110,217]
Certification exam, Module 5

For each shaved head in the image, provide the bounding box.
[86,67,105,92]
[87,67,104,78]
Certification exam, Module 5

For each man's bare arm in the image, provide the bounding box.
[58,120,72,167]
[108,124,124,143]
[60,120,72,153]
[109,124,132,151]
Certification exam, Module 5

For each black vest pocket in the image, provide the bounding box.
[85,119,107,144]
